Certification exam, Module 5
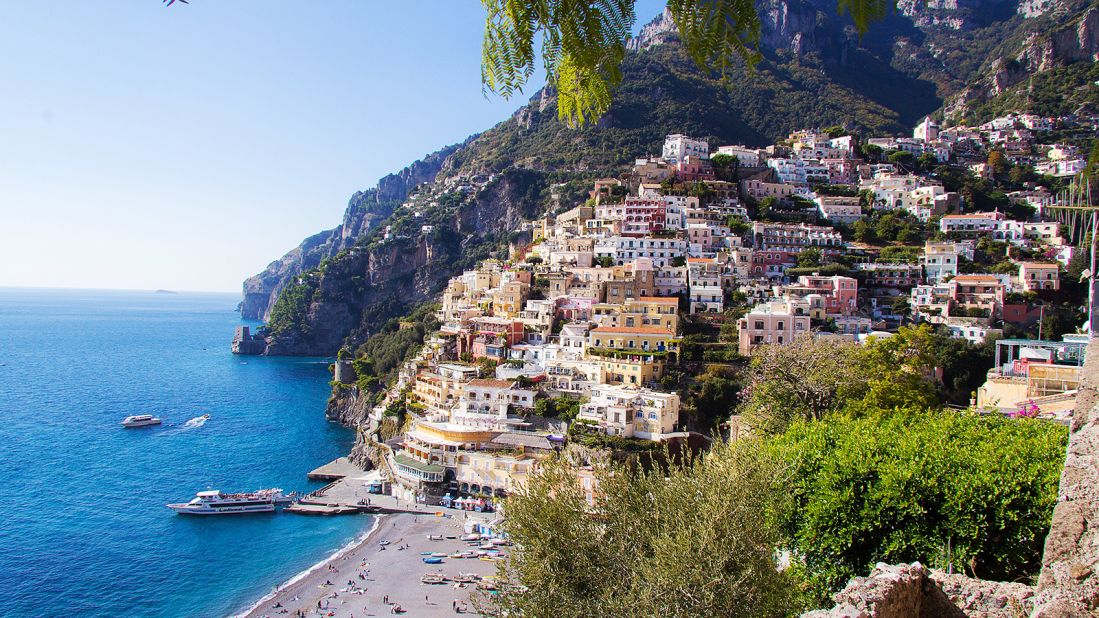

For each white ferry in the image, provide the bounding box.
[121,414,162,428]
[166,489,294,515]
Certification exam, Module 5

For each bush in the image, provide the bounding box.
[766,410,1067,601]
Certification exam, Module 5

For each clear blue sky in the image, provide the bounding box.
[0,1,666,293]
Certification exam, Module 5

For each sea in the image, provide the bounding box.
[0,287,372,617]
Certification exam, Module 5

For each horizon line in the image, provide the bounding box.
[0,284,240,295]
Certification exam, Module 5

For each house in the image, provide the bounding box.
[1018,262,1060,292]
[737,300,812,355]
[814,195,862,224]
[662,134,709,164]
[687,257,724,313]
[454,378,536,428]
[578,384,680,441]
[783,274,858,316]
[920,242,962,283]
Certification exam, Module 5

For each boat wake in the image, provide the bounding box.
[182,415,209,429]
[157,415,210,436]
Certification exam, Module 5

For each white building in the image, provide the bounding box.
[913,116,940,142]
[453,378,535,428]
[713,144,761,166]
[920,241,962,283]
[578,384,680,441]
[662,134,709,164]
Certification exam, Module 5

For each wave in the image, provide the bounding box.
[182,415,209,429]
[230,515,382,618]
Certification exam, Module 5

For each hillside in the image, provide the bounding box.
[239,0,1097,355]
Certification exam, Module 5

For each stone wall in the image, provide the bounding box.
[803,563,1032,618]
[1029,340,1099,617]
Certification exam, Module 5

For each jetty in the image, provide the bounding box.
[306,457,361,481]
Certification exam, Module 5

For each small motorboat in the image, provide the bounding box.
[421,573,447,585]
[422,557,444,564]
[121,414,162,428]
[430,552,447,558]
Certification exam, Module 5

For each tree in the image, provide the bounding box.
[890,296,910,318]
[797,247,822,268]
[987,150,1008,176]
[480,444,804,617]
[479,0,894,127]
[739,336,868,434]
[766,411,1067,601]
[860,143,882,160]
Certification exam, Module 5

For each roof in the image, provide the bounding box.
[941,213,1003,219]
[1017,262,1059,269]
[951,274,1002,282]
[393,453,444,474]
[590,326,673,335]
[489,432,554,450]
[634,296,679,304]
[468,378,515,388]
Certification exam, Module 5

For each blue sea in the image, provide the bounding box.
[0,288,371,617]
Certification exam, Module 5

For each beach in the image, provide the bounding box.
[236,512,501,618]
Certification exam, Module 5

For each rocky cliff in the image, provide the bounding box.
[241,1,1094,350]
[257,168,545,356]
[240,141,465,321]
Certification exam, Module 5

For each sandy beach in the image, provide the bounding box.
[237,512,501,618]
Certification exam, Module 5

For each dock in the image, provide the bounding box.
[306,457,362,481]
[284,503,360,516]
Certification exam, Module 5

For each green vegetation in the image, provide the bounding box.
[266,278,318,336]
[768,411,1067,600]
[350,302,440,394]
[478,0,893,127]
[482,444,802,617]
[498,328,1065,612]
[533,396,582,423]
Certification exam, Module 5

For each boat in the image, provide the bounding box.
[422,557,444,564]
[421,573,447,584]
[453,574,477,584]
[166,488,293,515]
[430,552,447,558]
[121,414,162,428]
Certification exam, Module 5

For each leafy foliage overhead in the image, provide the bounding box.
[480,0,892,127]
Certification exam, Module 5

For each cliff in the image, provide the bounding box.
[259,168,545,356]
[241,1,1094,352]
[240,141,466,321]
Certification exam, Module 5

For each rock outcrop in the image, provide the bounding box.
[803,562,1035,617]
[1029,339,1099,617]
[239,142,464,321]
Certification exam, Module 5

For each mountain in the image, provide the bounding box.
[239,0,1097,355]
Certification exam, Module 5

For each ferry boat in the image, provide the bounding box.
[166,488,294,515]
[121,414,162,428]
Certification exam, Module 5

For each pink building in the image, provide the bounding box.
[785,275,858,316]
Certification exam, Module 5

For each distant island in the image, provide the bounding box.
[154,289,178,295]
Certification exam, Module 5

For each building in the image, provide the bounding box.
[1018,262,1060,292]
[814,195,862,224]
[662,134,709,164]
[714,144,760,166]
[578,384,680,441]
[784,274,858,316]
[920,242,962,283]
[454,378,536,428]
[913,116,940,142]
[737,300,812,356]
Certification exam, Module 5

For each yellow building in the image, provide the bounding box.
[491,280,529,318]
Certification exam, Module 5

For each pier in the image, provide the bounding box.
[289,458,493,520]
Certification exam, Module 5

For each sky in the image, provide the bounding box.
[0,1,666,293]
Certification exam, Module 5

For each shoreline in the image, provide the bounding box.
[231,515,384,618]
[234,511,499,618]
